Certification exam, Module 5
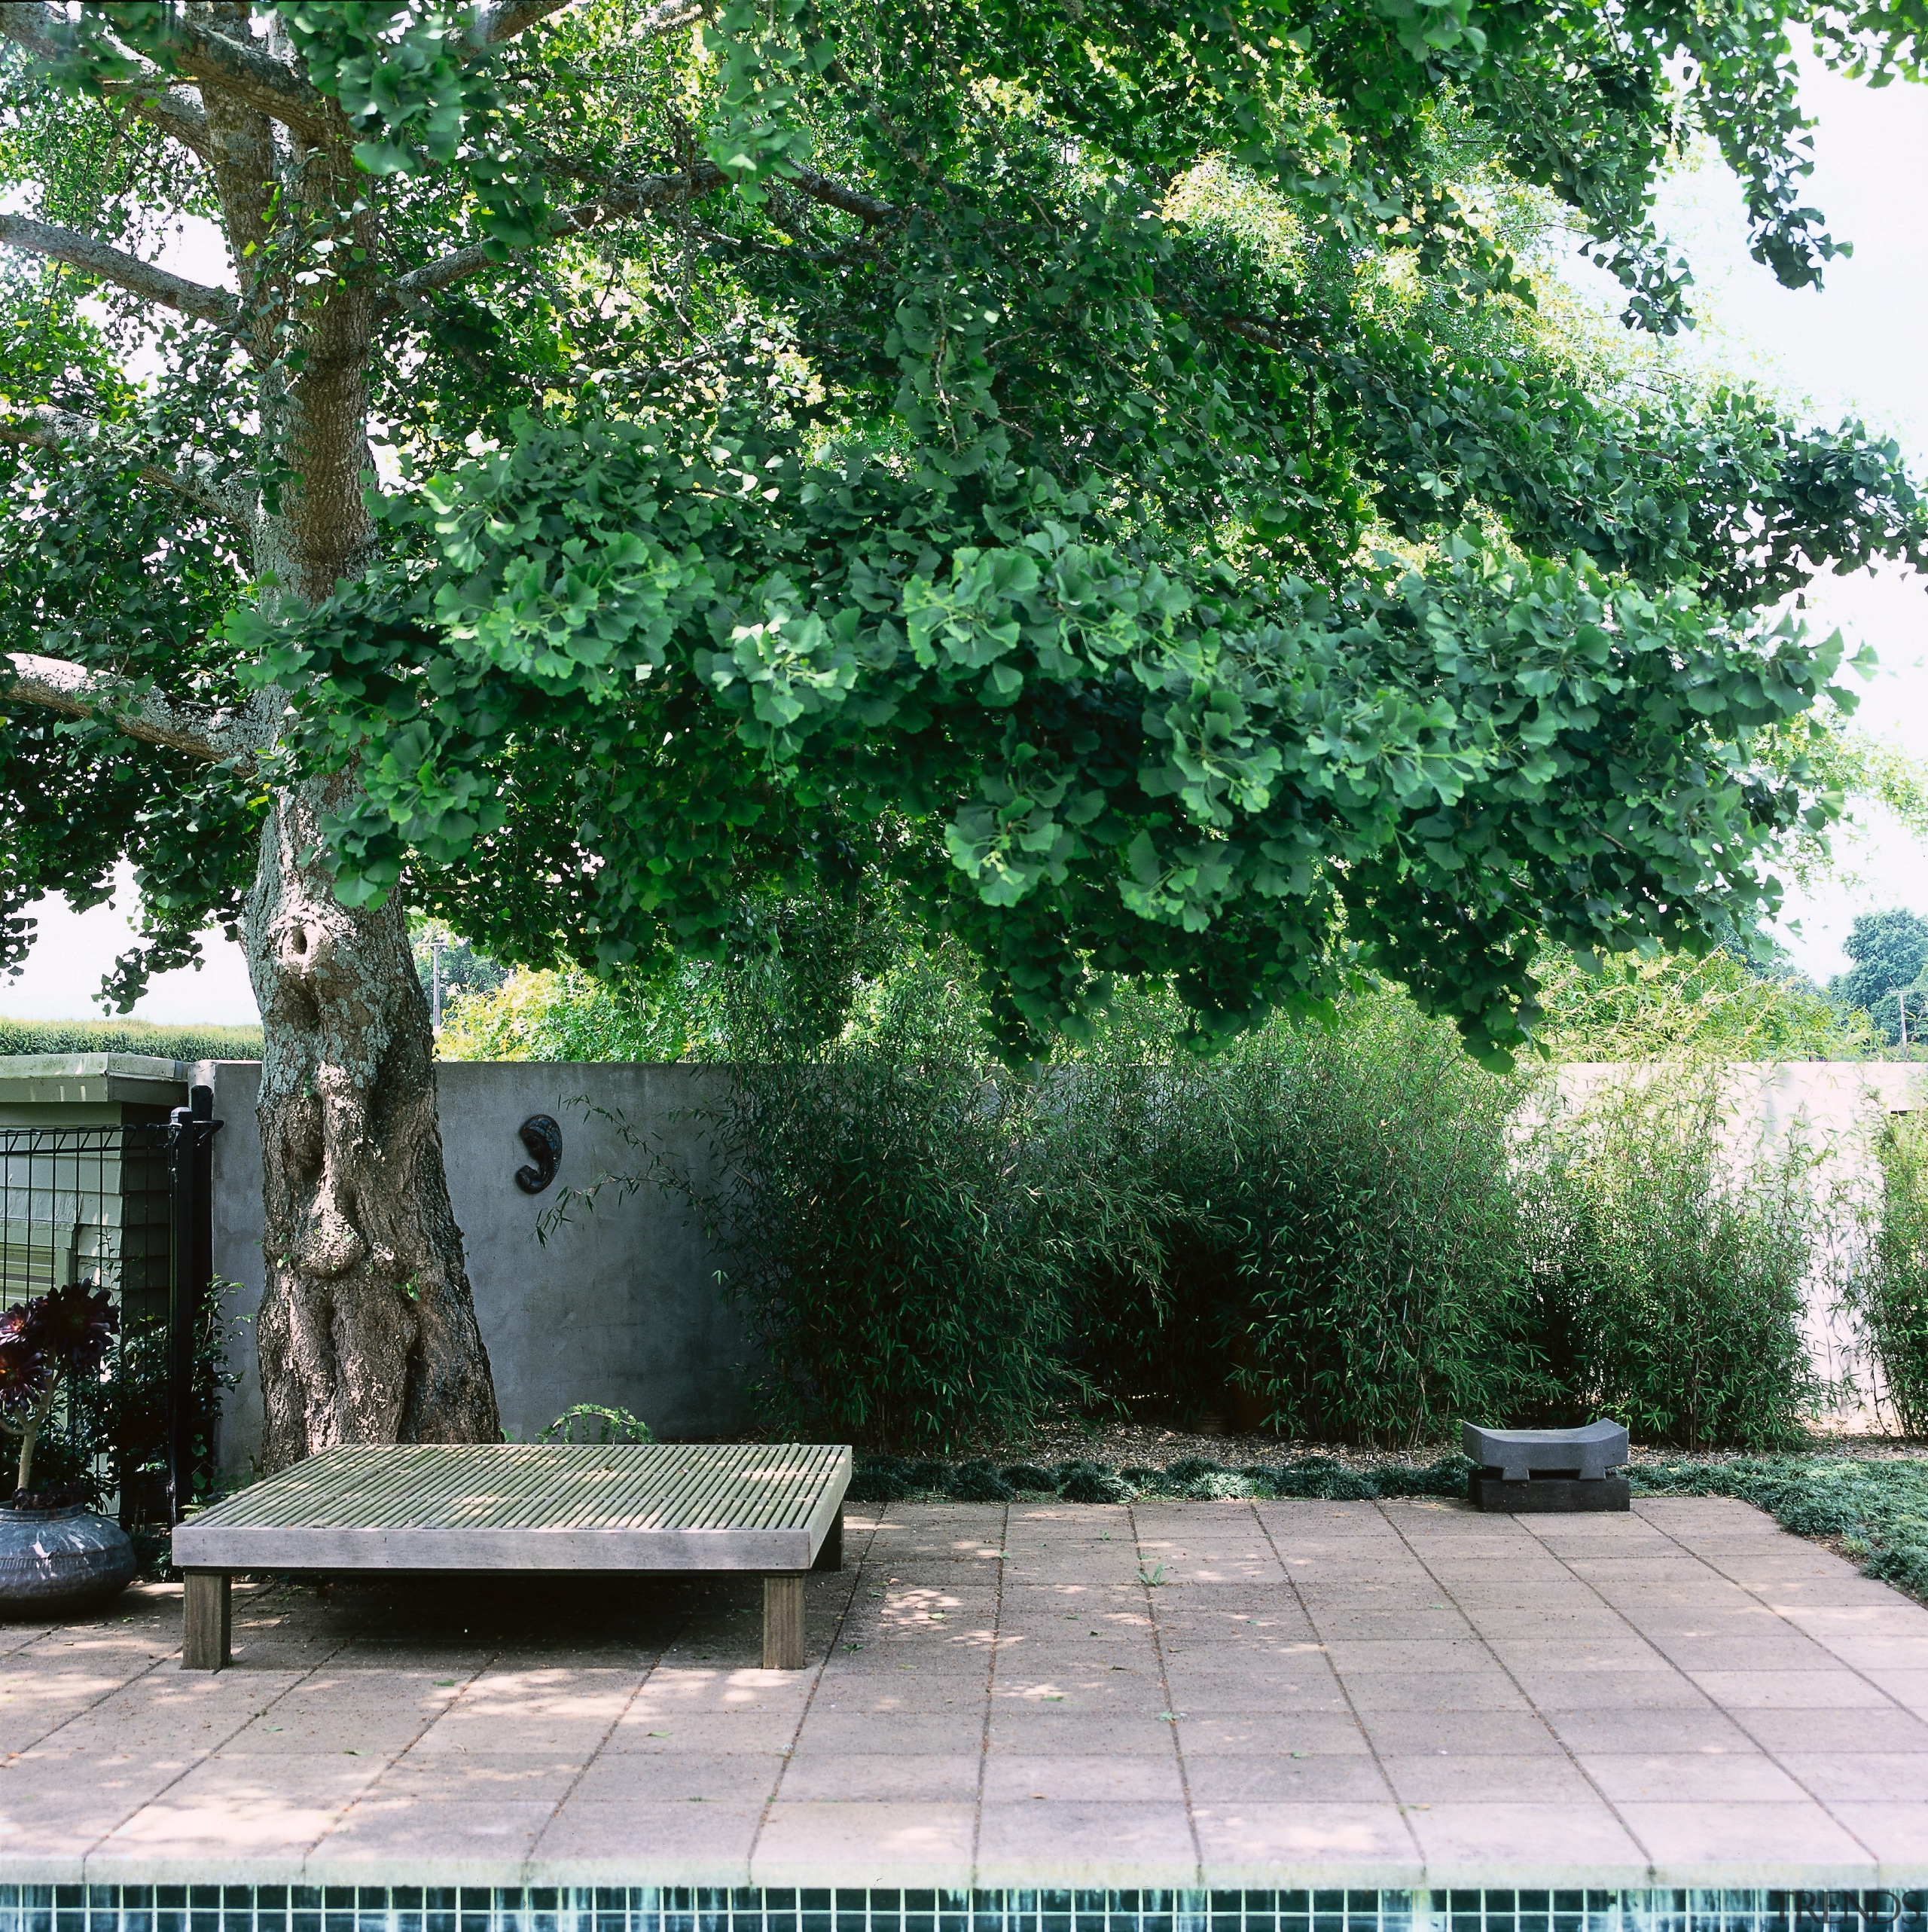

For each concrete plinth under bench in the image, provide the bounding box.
[1467,1473,1634,1512]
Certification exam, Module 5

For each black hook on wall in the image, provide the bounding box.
[514,1115,562,1194]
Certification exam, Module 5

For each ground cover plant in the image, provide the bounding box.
[1634,1457,1928,1602]
[6,1,1928,1466]
[847,1452,1475,1505]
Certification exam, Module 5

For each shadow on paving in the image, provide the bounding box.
[233,1571,787,1664]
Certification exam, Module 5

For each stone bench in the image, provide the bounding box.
[1460,1420,1630,1512]
[172,1441,851,1671]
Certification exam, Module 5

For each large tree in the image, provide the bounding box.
[2,0,1924,1465]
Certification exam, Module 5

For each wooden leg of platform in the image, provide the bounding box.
[183,1570,230,1671]
[763,1573,805,1669]
[812,1506,844,1573]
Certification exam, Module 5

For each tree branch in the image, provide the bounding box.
[382,162,729,304]
[626,0,712,35]
[2,653,262,767]
[0,213,239,330]
[0,6,214,159]
[0,3,337,146]
[380,156,895,307]
[468,0,580,47]
[0,2,68,63]
[788,168,898,225]
[0,5,215,160]
[114,83,213,161]
[0,402,255,527]
[144,13,337,145]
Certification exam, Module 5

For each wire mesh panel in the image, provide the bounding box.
[0,1210,75,1299]
[0,1125,164,1309]
[0,1124,178,1523]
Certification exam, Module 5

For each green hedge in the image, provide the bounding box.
[0,1018,262,1061]
[693,983,1832,1453]
[1845,1116,1928,1435]
[1521,1076,1824,1450]
[1063,993,1544,1446]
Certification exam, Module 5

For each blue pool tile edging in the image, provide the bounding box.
[2,1888,1926,1932]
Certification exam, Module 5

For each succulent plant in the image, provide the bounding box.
[0,1283,117,1500]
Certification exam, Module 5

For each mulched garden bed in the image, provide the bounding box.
[972,1418,1928,1473]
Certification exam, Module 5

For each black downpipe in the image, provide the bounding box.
[166,1084,221,1523]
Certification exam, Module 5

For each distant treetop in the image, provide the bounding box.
[1830,910,1928,1047]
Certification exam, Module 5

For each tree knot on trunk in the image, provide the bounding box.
[295,1193,368,1280]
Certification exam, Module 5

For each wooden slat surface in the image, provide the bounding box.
[172,1443,851,1573]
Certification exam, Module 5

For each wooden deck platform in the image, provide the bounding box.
[172,1442,850,1672]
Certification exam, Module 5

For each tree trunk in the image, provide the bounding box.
[246,781,500,1469]
[188,5,502,1467]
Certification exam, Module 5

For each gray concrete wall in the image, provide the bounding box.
[200,1062,749,1476]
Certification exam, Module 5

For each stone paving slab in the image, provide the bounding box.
[2,1495,1926,1888]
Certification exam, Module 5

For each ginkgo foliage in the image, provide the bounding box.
[6,0,1928,1080]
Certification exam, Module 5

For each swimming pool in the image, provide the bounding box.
[0,1890,1915,1932]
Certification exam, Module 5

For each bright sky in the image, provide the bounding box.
[1634,51,1928,979]
[4,50,1926,1023]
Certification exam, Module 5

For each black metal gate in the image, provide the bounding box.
[0,1085,223,1525]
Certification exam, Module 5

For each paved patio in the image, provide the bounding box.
[4,1496,1928,1890]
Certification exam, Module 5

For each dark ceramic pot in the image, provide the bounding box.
[0,1503,137,1616]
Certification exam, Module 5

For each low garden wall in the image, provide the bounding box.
[178,1053,1928,1467]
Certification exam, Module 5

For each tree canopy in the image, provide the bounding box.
[6,0,1927,1064]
